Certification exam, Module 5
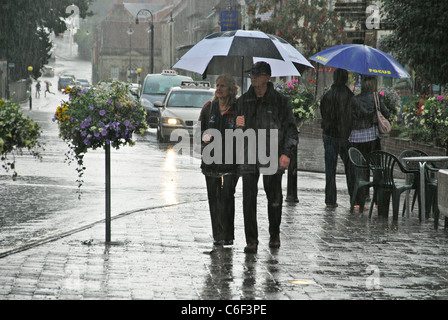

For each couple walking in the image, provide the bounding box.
[320,69,390,211]
[199,62,298,254]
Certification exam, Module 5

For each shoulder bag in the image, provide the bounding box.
[374,92,391,134]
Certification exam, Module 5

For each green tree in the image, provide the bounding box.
[380,0,448,85]
[247,0,347,57]
[0,0,93,81]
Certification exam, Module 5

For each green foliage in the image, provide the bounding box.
[380,0,448,84]
[401,94,448,144]
[0,0,93,81]
[247,0,347,56]
[0,99,43,179]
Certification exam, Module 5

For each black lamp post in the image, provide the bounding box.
[127,24,134,82]
[135,9,154,74]
[27,66,33,110]
[169,11,174,67]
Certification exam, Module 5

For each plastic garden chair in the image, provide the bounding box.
[348,147,373,213]
[426,159,448,228]
[399,150,424,217]
[367,150,414,221]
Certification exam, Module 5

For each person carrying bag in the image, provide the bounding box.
[374,92,391,135]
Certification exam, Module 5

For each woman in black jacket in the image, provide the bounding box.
[348,75,390,210]
[199,74,239,246]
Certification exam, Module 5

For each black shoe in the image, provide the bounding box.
[269,236,280,249]
[244,243,258,253]
[223,240,234,246]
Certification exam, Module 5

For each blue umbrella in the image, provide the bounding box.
[309,44,410,78]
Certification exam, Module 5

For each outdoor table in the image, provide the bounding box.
[402,156,448,222]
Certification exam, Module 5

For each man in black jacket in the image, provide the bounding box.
[320,68,354,209]
[236,62,298,253]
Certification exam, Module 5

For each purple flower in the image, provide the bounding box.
[108,99,112,104]
[109,121,119,130]
[101,128,108,136]
[99,110,106,116]
[124,119,130,127]
[89,105,94,110]
[84,137,91,146]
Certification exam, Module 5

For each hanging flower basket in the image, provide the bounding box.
[275,79,318,127]
[53,81,148,196]
[0,99,42,179]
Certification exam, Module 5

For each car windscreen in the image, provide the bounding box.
[142,76,192,95]
[166,91,214,108]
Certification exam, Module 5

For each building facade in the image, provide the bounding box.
[92,1,177,84]
[92,0,243,84]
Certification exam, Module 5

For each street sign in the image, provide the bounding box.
[346,31,365,38]
[337,12,366,19]
[221,10,239,31]
[378,22,397,30]
[334,1,367,19]
[334,1,367,9]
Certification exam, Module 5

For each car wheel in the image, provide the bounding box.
[157,125,166,143]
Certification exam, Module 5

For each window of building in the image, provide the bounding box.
[111,67,119,80]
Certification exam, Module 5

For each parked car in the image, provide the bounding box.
[75,78,90,88]
[140,70,193,128]
[62,73,76,80]
[156,81,215,143]
[58,76,75,91]
[41,65,55,77]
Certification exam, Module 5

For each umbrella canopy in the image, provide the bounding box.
[309,44,410,79]
[173,30,314,78]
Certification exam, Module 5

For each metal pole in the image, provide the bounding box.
[286,144,299,202]
[28,66,33,110]
[136,9,154,74]
[150,23,154,74]
[105,144,111,243]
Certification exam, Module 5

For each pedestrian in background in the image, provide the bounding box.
[35,81,41,98]
[320,68,354,209]
[236,61,298,253]
[348,75,390,211]
[199,74,239,246]
[44,81,54,97]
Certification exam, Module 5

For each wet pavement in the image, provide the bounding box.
[1,37,448,304]
[2,121,448,301]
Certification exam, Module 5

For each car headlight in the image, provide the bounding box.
[165,118,180,125]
